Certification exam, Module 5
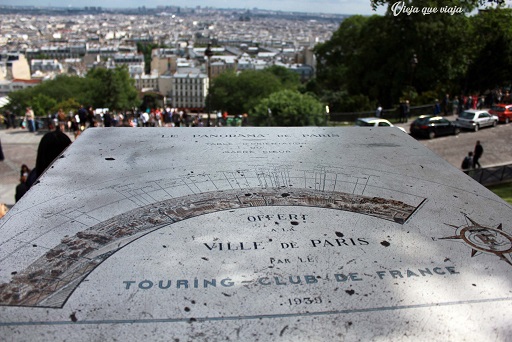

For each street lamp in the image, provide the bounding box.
[204,42,213,127]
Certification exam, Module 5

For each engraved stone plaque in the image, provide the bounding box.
[0,127,511,341]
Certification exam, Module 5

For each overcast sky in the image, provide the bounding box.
[2,0,387,15]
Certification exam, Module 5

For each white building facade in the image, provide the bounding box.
[171,72,208,110]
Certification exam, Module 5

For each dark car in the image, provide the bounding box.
[410,115,460,139]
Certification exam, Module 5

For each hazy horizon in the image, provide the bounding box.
[0,0,388,16]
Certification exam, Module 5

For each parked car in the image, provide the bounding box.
[455,110,498,132]
[354,117,407,133]
[489,104,512,124]
[409,115,460,139]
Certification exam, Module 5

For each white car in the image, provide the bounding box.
[355,117,407,133]
[455,110,498,132]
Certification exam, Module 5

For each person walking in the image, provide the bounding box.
[473,140,483,168]
[25,107,35,132]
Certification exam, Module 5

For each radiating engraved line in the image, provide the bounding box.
[352,179,358,194]
[182,179,197,195]
[223,172,235,190]
[362,176,370,195]
[156,182,174,198]
[332,173,338,193]
[207,174,219,191]
[232,172,243,190]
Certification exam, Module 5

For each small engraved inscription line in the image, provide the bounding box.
[1,297,511,326]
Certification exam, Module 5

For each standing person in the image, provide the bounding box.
[15,172,28,203]
[0,138,4,161]
[442,94,450,116]
[70,116,81,140]
[20,164,31,176]
[8,110,16,129]
[405,100,410,122]
[398,101,405,123]
[376,105,383,118]
[458,95,465,115]
[473,140,483,168]
[103,111,112,127]
[87,106,96,128]
[452,96,459,115]
[141,111,149,127]
[77,105,87,131]
[57,108,67,132]
[25,107,35,132]
[25,130,72,189]
[461,151,473,171]
[182,111,189,127]
[433,100,441,116]
[242,113,249,126]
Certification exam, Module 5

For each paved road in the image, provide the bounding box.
[1,121,511,208]
[395,114,512,169]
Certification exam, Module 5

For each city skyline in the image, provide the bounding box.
[1,0,387,15]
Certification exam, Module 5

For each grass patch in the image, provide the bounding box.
[486,182,512,205]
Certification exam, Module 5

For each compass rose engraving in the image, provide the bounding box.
[440,216,512,266]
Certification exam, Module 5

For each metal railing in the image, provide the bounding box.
[465,163,512,186]
[328,104,435,123]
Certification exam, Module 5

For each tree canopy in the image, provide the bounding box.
[209,66,301,115]
[5,65,139,116]
[251,90,326,126]
[312,3,512,111]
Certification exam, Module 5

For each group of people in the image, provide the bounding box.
[138,108,204,128]
[442,89,511,116]
[461,140,484,171]
[398,100,410,123]
[2,105,251,136]
[138,109,249,128]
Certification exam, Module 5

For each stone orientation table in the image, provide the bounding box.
[0,127,510,341]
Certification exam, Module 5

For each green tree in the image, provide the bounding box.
[54,98,81,115]
[313,1,512,109]
[137,42,160,74]
[31,93,57,117]
[86,66,139,110]
[5,75,90,116]
[465,8,512,91]
[251,90,326,126]
[210,69,283,114]
[264,65,301,90]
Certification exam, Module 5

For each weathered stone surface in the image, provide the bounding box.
[0,127,510,341]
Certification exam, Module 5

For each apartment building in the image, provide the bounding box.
[0,53,31,81]
[171,72,208,110]
[151,48,178,75]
